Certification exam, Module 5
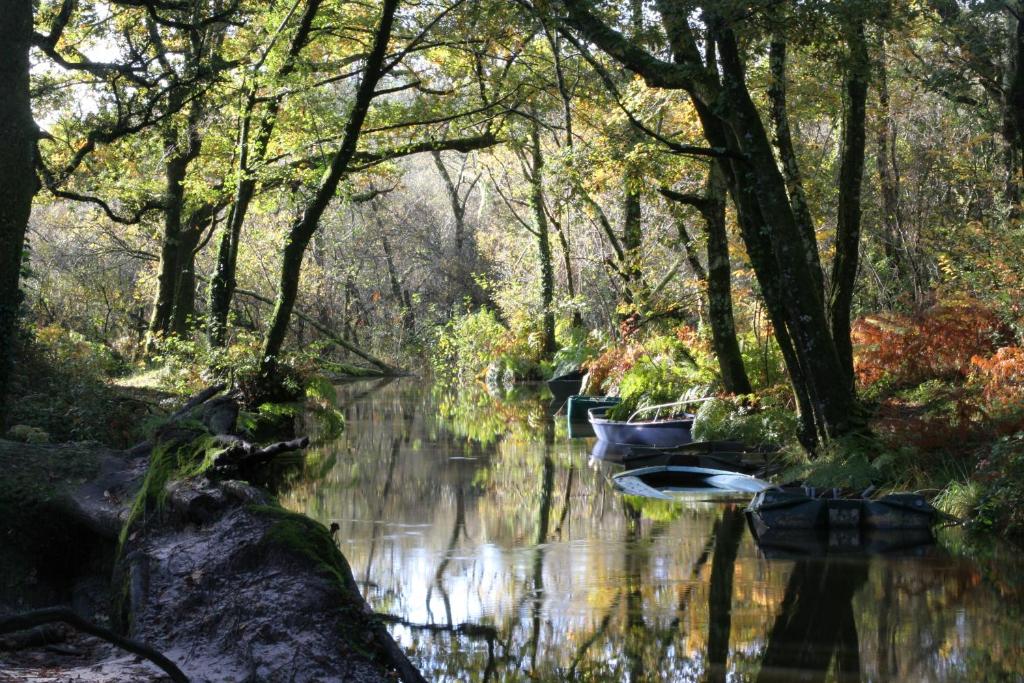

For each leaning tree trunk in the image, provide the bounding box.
[259,0,399,380]
[0,0,39,410]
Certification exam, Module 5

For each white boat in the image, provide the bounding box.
[612,464,773,500]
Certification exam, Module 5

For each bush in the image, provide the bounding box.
[601,331,718,420]
[34,324,124,379]
[970,433,1024,538]
[6,326,140,445]
[691,396,798,446]
[852,299,1009,390]
[431,308,511,383]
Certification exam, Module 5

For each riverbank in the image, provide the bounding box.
[0,383,422,682]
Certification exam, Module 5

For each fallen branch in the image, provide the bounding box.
[375,612,499,640]
[170,383,227,421]
[211,279,402,375]
[0,608,188,683]
[212,434,311,471]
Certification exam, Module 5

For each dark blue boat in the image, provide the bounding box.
[546,369,584,407]
[588,399,711,449]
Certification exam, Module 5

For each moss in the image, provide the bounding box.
[249,505,358,594]
[118,434,224,548]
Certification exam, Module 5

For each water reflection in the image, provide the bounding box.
[282,380,1024,682]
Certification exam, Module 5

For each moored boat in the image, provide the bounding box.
[746,488,937,534]
[612,464,773,499]
[588,399,712,448]
[566,394,621,423]
[546,369,585,407]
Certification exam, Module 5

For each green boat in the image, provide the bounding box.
[566,395,621,424]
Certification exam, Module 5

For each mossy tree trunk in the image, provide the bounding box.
[527,119,557,356]
[0,0,39,410]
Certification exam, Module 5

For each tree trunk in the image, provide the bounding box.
[767,37,823,298]
[146,99,204,352]
[0,0,37,410]
[874,42,910,294]
[528,120,557,355]
[170,206,215,336]
[1003,8,1024,211]
[381,234,414,333]
[830,18,869,388]
[553,217,582,328]
[259,0,399,379]
[703,166,753,395]
[208,0,324,348]
[715,26,857,443]
[621,168,643,304]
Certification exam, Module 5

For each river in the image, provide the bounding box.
[283,379,1024,682]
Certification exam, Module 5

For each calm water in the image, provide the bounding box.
[284,379,1024,682]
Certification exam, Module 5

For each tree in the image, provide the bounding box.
[0,0,39,412]
[207,0,325,347]
[661,165,753,395]
[547,0,877,448]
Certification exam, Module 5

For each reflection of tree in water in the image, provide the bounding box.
[756,558,868,683]
[705,505,746,683]
[289,383,1024,682]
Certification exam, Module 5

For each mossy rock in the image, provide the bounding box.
[250,505,360,595]
[6,425,51,444]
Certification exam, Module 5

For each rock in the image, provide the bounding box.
[122,480,412,682]
[199,396,239,436]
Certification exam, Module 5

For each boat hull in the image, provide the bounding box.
[590,415,694,448]
[546,370,584,406]
[747,490,936,534]
[566,395,620,423]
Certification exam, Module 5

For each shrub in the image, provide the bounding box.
[691,396,798,446]
[601,332,718,420]
[852,299,1009,390]
[971,346,1024,409]
[969,433,1024,538]
[431,308,511,383]
[34,324,123,379]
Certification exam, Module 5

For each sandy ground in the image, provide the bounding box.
[1,632,169,682]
